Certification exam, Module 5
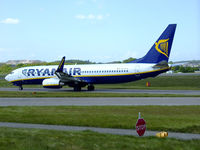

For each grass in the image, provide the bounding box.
[0,91,200,97]
[0,106,200,134]
[1,75,200,90]
[0,127,199,150]
[95,75,200,90]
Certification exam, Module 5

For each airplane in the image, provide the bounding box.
[5,24,177,91]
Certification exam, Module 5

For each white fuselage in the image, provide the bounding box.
[5,63,168,86]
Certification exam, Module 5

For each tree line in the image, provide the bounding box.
[172,66,199,73]
[0,57,199,74]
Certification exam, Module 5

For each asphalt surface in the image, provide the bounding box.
[0,97,200,106]
[0,122,199,140]
[0,88,200,95]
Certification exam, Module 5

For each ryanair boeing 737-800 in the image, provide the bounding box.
[5,24,176,91]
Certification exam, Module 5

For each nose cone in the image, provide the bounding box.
[5,74,11,82]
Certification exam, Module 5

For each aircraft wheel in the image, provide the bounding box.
[19,86,23,90]
[87,85,95,91]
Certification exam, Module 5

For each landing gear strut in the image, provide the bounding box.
[87,84,95,91]
[19,85,23,90]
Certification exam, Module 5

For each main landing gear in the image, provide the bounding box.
[87,84,95,91]
[73,84,95,91]
[19,85,23,90]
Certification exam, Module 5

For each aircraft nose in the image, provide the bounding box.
[5,74,10,81]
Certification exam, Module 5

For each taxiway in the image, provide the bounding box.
[0,122,199,140]
[0,97,200,106]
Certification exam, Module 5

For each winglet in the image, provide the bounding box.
[56,56,65,72]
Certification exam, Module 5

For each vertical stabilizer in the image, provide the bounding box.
[130,24,176,63]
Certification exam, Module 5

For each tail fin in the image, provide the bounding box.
[130,24,176,63]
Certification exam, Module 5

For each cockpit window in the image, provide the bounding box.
[10,71,14,74]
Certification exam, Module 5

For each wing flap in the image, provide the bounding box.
[55,72,81,82]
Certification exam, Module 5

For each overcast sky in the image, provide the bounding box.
[0,0,199,62]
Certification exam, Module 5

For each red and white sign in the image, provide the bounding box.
[135,112,146,136]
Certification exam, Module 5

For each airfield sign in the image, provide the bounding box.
[136,112,146,136]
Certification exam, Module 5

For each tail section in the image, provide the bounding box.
[130,24,176,63]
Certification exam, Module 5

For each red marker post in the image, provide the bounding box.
[135,112,146,136]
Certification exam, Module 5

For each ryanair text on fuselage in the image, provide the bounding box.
[22,68,81,77]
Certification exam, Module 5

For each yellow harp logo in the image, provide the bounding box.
[155,38,169,58]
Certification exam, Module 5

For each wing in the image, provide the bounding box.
[55,56,84,83]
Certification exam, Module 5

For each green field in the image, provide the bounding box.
[1,75,200,90]
[0,106,200,134]
[0,127,199,150]
[0,75,200,149]
[96,75,200,90]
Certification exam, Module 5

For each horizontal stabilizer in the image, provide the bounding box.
[153,61,169,69]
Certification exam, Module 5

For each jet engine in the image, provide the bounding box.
[42,78,64,88]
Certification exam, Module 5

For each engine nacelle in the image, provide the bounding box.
[42,78,63,89]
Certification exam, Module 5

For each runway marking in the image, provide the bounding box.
[0,122,199,140]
